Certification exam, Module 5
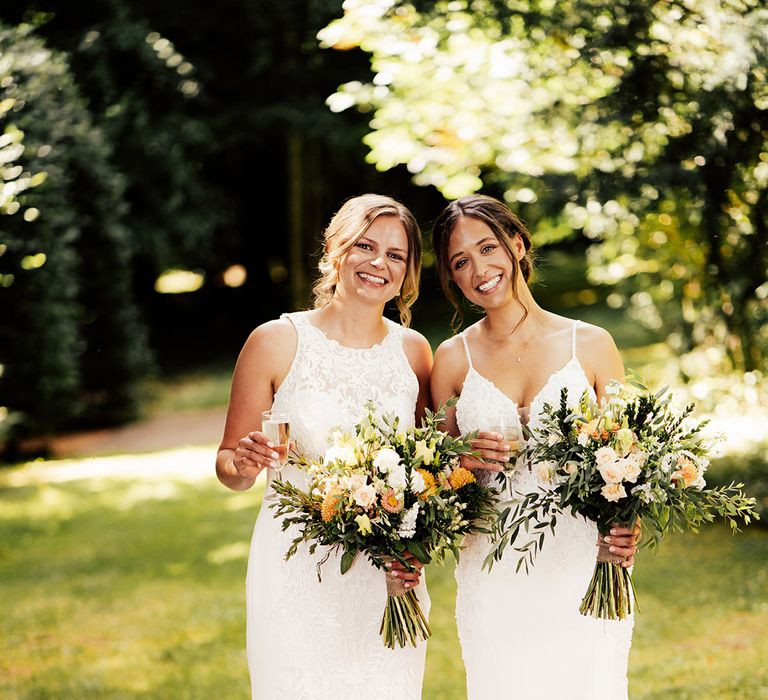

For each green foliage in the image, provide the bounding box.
[0,22,151,440]
[322,0,768,377]
[707,443,768,524]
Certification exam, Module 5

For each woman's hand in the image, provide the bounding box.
[600,521,641,568]
[387,551,426,589]
[232,430,280,480]
[460,431,514,472]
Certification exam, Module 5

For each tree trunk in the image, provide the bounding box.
[287,130,307,310]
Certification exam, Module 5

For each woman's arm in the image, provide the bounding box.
[577,323,624,402]
[216,319,296,491]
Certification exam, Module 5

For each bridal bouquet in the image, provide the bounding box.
[485,380,758,620]
[270,400,498,648]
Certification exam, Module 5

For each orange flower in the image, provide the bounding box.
[448,467,476,490]
[381,488,404,513]
[672,456,699,487]
[416,468,437,500]
[321,490,343,522]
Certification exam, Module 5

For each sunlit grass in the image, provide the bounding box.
[1,449,766,699]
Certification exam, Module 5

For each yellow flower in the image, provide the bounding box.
[355,513,373,536]
[321,490,343,522]
[448,467,476,490]
[414,439,436,466]
[415,468,437,500]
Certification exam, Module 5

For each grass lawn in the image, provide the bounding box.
[1,452,766,699]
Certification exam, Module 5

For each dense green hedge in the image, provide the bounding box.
[0,24,151,444]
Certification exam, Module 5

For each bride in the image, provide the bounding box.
[430,195,639,699]
[215,194,433,699]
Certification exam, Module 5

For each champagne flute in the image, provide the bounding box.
[489,415,523,453]
[262,410,290,499]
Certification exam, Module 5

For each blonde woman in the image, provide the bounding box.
[430,195,638,700]
[216,195,433,699]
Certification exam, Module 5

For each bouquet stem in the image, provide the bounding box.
[380,574,431,649]
[578,538,638,620]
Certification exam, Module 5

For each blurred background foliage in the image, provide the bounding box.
[0,0,766,451]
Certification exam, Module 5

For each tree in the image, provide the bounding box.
[321,0,768,379]
[0,22,150,443]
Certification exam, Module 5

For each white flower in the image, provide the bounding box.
[564,460,580,475]
[577,432,589,447]
[595,446,619,466]
[622,451,646,483]
[324,443,357,467]
[373,447,401,473]
[661,453,676,473]
[387,463,408,490]
[546,432,560,447]
[397,502,420,539]
[598,459,626,485]
[339,473,367,492]
[601,482,627,502]
[410,470,426,494]
[320,475,341,496]
[351,484,377,509]
[632,483,658,504]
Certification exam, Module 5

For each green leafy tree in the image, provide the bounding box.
[322,0,768,381]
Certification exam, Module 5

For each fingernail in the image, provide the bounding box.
[271,451,279,459]
[404,582,411,589]
[604,536,612,544]
[266,441,274,448]
[390,571,398,578]
[503,455,511,462]
[609,546,617,553]
[503,444,510,451]
[610,528,617,535]
[270,460,278,468]
[384,562,392,569]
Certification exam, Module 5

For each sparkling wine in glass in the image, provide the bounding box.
[490,415,523,453]
[262,410,290,498]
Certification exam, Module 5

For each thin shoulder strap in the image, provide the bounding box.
[571,320,580,358]
[460,332,474,369]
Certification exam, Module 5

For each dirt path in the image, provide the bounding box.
[45,406,227,459]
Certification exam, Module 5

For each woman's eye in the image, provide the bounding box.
[481,245,496,254]
[356,242,373,251]
[454,259,467,270]
[388,253,404,262]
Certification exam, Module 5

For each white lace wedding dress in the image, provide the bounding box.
[455,321,634,700]
[245,311,429,699]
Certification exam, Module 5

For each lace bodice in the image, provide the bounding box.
[456,320,594,492]
[453,320,633,700]
[245,311,428,700]
[269,311,418,490]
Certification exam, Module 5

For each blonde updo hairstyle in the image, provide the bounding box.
[432,194,534,331]
[312,194,422,327]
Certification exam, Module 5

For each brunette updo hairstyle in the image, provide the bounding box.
[311,194,422,327]
[432,194,534,330]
